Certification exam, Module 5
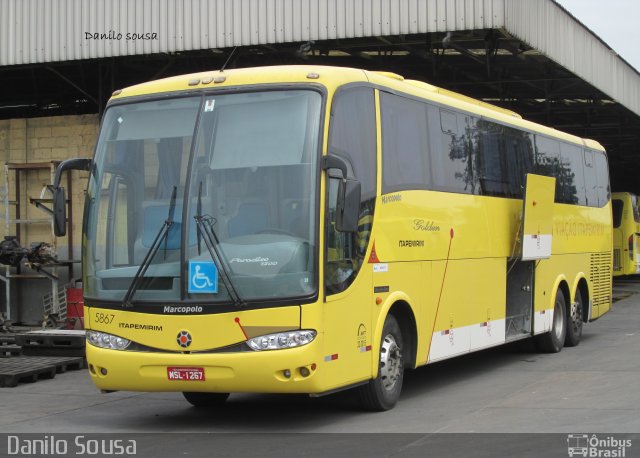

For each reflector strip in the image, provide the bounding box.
[324,354,339,362]
[359,345,372,352]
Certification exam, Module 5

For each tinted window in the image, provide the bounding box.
[583,149,598,207]
[559,142,586,205]
[327,86,377,295]
[632,195,640,223]
[329,86,377,200]
[381,92,430,193]
[534,136,580,205]
[593,150,610,207]
[535,136,560,175]
[503,128,535,198]
[612,199,623,228]
[429,106,477,194]
[476,120,506,197]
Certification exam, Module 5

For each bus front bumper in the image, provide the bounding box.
[86,341,325,394]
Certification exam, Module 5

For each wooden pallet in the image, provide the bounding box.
[15,330,85,357]
[0,345,22,358]
[0,356,85,387]
[15,330,85,349]
[0,335,16,345]
[21,346,84,357]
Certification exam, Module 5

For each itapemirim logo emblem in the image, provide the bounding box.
[176,330,192,348]
[567,434,632,457]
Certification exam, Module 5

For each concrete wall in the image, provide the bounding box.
[0,114,98,324]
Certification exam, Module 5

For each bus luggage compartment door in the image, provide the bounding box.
[505,260,533,339]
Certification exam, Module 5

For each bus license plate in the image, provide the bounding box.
[167,367,205,381]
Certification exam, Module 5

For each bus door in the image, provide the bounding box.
[611,198,624,273]
[505,174,555,339]
[629,195,640,273]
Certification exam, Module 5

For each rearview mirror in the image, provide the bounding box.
[53,186,66,237]
[50,157,92,237]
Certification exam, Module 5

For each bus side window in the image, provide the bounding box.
[476,120,506,197]
[503,128,534,198]
[560,142,586,205]
[380,91,430,193]
[535,135,566,202]
[326,86,377,295]
[583,149,598,207]
[612,199,624,228]
[631,195,640,223]
[593,150,610,206]
[429,106,478,194]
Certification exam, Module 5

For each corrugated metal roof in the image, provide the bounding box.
[0,0,504,65]
[505,0,640,118]
[0,0,638,116]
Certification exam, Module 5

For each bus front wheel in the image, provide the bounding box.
[535,289,567,353]
[357,314,404,411]
[182,392,230,408]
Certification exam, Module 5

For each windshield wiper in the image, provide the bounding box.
[122,186,177,307]
[194,181,245,308]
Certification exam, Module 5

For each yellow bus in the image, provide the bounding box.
[52,65,612,411]
[611,192,640,275]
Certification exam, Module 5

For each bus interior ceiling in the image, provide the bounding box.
[1,29,639,193]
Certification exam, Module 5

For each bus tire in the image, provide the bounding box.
[535,289,567,353]
[357,314,404,411]
[182,392,230,407]
[565,289,583,347]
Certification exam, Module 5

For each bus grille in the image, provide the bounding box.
[590,252,612,309]
[613,249,621,271]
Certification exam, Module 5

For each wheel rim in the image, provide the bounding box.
[570,297,583,334]
[553,298,565,341]
[379,333,403,391]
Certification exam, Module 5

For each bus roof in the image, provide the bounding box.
[111,64,605,152]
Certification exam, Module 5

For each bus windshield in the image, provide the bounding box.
[84,89,322,305]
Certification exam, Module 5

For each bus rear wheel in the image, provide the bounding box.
[535,289,567,353]
[182,392,230,408]
[565,289,583,347]
[357,314,404,411]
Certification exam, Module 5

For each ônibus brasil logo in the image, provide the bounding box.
[176,330,192,348]
[567,434,632,457]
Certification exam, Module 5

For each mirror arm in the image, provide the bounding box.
[321,154,348,181]
[53,158,92,188]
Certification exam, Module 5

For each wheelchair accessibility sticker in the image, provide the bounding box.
[188,261,218,293]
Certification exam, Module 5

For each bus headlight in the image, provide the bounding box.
[247,330,316,351]
[86,330,131,350]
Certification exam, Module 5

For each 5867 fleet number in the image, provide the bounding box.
[93,312,115,324]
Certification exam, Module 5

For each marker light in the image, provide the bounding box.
[87,330,131,350]
[246,330,317,351]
